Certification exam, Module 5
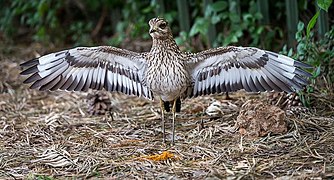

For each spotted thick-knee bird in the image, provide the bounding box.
[20,17,312,144]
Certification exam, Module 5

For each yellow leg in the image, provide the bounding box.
[171,99,177,145]
[160,98,166,143]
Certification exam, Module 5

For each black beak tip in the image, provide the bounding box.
[149,29,156,34]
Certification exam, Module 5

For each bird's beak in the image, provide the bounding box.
[149,26,157,34]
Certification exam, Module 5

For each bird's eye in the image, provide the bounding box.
[159,23,167,29]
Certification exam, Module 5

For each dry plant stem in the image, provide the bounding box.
[160,98,166,143]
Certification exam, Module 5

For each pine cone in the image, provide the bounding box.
[87,92,113,115]
[267,92,302,110]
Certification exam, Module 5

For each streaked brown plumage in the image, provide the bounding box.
[20,17,312,144]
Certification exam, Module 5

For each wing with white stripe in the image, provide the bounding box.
[186,46,312,97]
[20,46,153,99]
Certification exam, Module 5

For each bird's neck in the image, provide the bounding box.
[151,36,181,53]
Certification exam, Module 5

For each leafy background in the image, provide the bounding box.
[0,0,332,48]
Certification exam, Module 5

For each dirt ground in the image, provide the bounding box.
[0,43,333,179]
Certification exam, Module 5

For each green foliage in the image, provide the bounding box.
[282,22,334,105]
[0,0,285,49]
[27,175,55,180]
[36,175,55,180]
[0,0,64,43]
[306,0,332,39]
[175,31,194,51]
[107,1,155,46]
[280,1,333,106]
[106,0,179,46]
[188,0,282,49]
[0,0,332,58]
[306,11,319,39]
[0,0,177,46]
[92,170,102,177]
[317,0,333,11]
[69,21,94,46]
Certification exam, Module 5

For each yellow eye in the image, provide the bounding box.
[159,23,167,29]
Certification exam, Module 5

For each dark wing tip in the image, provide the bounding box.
[20,65,38,75]
[294,60,313,69]
[23,72,42,84]
[20,58,39,67]
[295,68,312,77]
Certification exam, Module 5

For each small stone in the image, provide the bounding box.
[87,92,113,115]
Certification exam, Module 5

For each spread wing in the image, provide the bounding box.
[20,46,153,99]
[186,46,312,97]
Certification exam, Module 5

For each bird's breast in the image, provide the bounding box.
[145,57,190,101]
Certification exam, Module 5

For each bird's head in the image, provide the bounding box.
[148,17,172,39]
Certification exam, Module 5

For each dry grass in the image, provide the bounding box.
[0,44,333,179]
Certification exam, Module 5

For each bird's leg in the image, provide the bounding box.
[225,92,231,100]
[160,98,166,143]
[171,99,177,145]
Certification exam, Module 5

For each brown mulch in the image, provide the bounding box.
[0,43,333,179]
